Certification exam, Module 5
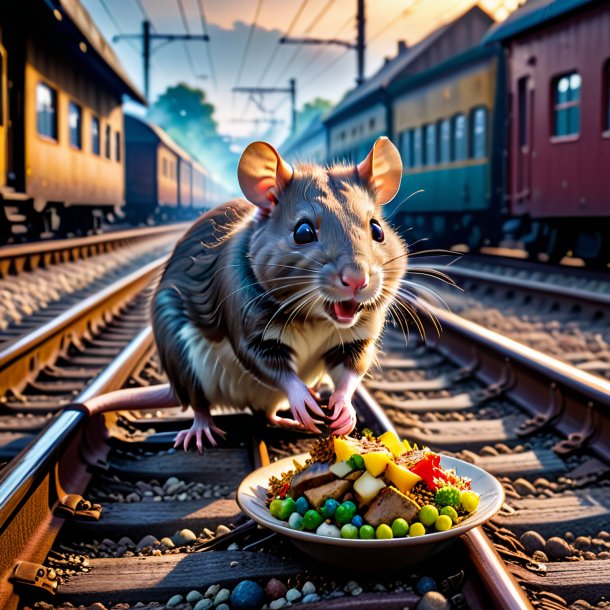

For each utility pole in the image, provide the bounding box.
[280,1,366,85]
[114,21,210,102]
[232,80,297,134]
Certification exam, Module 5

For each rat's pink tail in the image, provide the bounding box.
[80,383,179,417]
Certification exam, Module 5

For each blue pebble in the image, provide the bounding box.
[321,498,340,518]
[351,515,364,528]
[230,580,265,610]
[415,576,438,596]
[295,496,309,515]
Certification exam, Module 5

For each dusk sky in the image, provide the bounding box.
[83,0,520,146]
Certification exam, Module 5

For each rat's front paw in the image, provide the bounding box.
[174,411,226,454]
[285,380,325,434]
[328,392,357,436]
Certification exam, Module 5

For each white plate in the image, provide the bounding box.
[237,452,505,567]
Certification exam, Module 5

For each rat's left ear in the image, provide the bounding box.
[357,136,402,205]
[238,141,293,209]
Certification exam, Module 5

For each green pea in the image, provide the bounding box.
[440,506,459,524]
[435,515,452,531]
[340,524,358,539]
[375,524,393,539]
[391,518,409,537]
[419,504,439,527]
[269,499,284,519]
[359,524,375,539]
[303,509,323,531]
[335,501,357,525]
[409,522,426,536]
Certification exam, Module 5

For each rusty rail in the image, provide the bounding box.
[428,306,610,461]
[0,224,186,278]
[0,256,166,397]
[0,327,155,610]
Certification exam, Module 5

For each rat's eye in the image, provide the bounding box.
[371,219,384,243]
[294,220,317,244]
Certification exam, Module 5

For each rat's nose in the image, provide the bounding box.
[341,268,369,294]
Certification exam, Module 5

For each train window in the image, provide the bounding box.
[424,123,436,166]
[36,82,58,140]
[399,130,411,168]
[369,118,376,131]
[452,114,468,161]
[553,72,581,137]
[471,107,487,159]
[162,158,167,177]
[91,116,100,155]
[115,132,121,162]
[412,127,423,167]
[105,125,111,159]
[438,119,451,163]
[68,102,82,149]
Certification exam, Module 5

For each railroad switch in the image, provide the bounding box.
[54,493,102,521]
[9,562,59,594]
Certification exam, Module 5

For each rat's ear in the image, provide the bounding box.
[238,141,294,208]
[357,136,402,205]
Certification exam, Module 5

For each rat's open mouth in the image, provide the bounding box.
[326,299,364,324]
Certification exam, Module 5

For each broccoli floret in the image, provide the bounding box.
[435,484,461,508]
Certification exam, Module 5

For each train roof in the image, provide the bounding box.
[324,5,493,126]
[484,0,596,43]
[54,0,146,104]
[388,44,499,98]
[124,114,196,163]
[280,112,326,158]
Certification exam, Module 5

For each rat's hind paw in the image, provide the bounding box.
[328,392,357,436]
[174,412,226,454]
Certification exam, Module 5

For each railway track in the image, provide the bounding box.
[422,254,610,380]
[0,255,608,610]
[0,250,170,470]
[0,225,187,346]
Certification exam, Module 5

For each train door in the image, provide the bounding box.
[516,76,533,201]
[0,42,7,188]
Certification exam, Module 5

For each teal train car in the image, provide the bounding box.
[387,44,506,249]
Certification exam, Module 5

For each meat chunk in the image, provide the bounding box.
[364,487,420,528]
[304,479,353,509]
[290,462,334,499]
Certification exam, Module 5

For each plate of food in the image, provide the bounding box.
[237,431,504,568]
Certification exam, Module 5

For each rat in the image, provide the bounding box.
[150,136,408,453]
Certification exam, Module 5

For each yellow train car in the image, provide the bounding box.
[0,0,144,241]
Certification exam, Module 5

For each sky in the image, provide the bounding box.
[83,0,521,146]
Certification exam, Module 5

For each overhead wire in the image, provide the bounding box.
[176,0,201,79]
[234,0,265,89]
[196,0,218,90]
[271,0,337,87]
[99,0,140,57]
[256,0,310,85]
[134,0,154,29]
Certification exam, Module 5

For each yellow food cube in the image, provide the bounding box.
[386,461,422,493]
[333,437,361,462]
[379,431,407,457]
[402,439,412,451]
[362,452,391,477]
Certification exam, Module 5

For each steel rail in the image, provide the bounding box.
[0,256,167,396]
[437,264,610,308]
[0,327,156,610]
[0,224,186,277]
[354,384,535,610]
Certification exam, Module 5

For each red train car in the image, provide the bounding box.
[486,0,610,262]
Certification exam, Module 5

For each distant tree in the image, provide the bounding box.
[296,97,332,132]
[147,83,238,190]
